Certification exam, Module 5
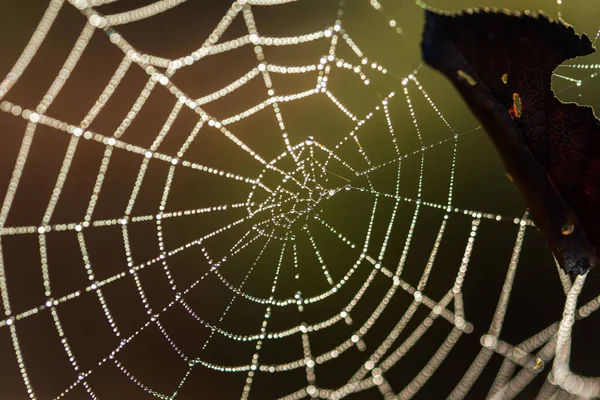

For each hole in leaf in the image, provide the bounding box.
[457,69,477,86]
[501,73,508,84]
[509,92,522,118]
[561,216,575,236]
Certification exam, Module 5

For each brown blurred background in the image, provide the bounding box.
[0,0,599,399]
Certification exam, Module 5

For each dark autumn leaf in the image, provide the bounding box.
[421,7,600,275]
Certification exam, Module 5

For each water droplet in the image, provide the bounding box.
[530,357,545,373]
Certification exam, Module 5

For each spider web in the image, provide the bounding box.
[0,0,599,399]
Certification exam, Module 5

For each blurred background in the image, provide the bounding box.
[0,0,599,399]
